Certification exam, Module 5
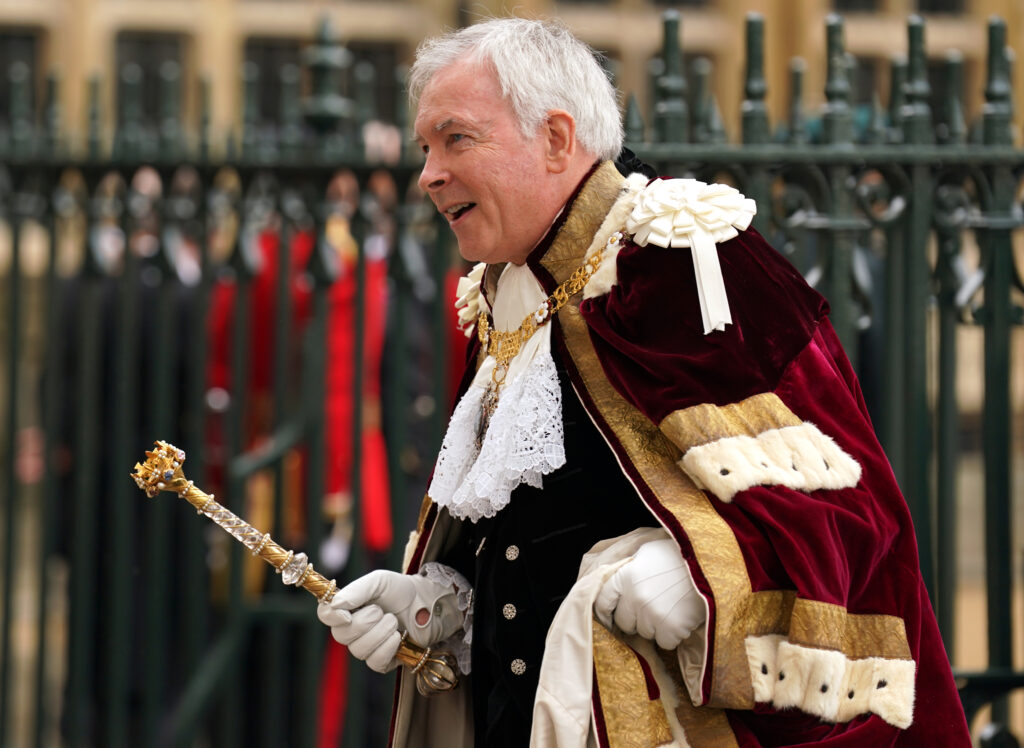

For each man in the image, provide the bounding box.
[318,17,971,747]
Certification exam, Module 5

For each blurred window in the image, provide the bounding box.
[0,29,40,118]
[244,37,303,122]
[917,0,964,12]
[346,41,400,124]
[834,0,879,10]
[115,31,185,126]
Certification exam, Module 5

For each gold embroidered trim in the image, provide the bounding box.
[541,161,626,285]
[592,622,675,747]
[789,599,911,660]
[659,392,801,449]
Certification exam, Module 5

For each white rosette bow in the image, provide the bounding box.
[453,261,487,337]
[625,179,756,334]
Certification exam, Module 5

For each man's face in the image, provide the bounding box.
[414,59,555,265]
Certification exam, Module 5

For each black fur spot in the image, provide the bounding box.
[877,679,887,689]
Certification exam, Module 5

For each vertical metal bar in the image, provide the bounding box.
[900,16,936,602]
[934,205,961,658]
[1,192,23,748]
[261,201,294,748]
[385,203,410,572]
[303,207,334,748]
[106,192,141,748]
[880,55,909,485]
[741,13,771,231]
[143,200,181,744]
[67,199,106,748]
[2,60,32,744]
[821,14,858,362]
[223,218,255,748]
[934,54,967,659]
[980,17,1014,728]
[429,218,450,459]
[177,172,212,748]
[34,180,61,748]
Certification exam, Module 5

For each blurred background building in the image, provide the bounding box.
[0,0,1022,153]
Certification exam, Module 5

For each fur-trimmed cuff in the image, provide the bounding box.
[745,636,915,729]
[679,422,862,502]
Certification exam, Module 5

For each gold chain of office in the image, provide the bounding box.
[474,231,623,443]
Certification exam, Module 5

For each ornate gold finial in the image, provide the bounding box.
[132,440,459,695]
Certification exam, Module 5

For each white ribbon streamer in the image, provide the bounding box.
[625,179,756,334]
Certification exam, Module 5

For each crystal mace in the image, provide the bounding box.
[132,440,458,697]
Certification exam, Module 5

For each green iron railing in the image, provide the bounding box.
[0,10,1021,748]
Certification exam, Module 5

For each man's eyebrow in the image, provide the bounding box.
[434,118,473,134]
[411,118,471,144]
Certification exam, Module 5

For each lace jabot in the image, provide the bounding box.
[427,263,566,522]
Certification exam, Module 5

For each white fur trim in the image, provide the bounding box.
[745,636,915,729]
[582,172,649,300]
[866,657,916,729]
[836,656,876,723]
[745,634,787,704]
[773,641,847,721]
[679,422,862,502]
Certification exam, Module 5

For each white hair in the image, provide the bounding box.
[409,18,624,161]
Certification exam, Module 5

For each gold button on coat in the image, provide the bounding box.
[505,545,520,561]
[510,658,526,675]
[502,603,517,620]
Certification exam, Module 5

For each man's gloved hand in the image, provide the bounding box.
[317,570,464,673]
[593,538,704,650]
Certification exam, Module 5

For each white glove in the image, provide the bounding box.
[317,569,465,673]
[593,538,704,650]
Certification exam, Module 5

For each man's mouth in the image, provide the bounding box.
[444,202,476,223]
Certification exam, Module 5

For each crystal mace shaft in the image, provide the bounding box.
[132,440,458,696]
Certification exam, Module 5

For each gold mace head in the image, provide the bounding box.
[416,653,459,697]
[132,440,189,497]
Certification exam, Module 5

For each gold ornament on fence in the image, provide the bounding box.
[131,440,458,696]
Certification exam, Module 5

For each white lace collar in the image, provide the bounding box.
[427,263,566,522]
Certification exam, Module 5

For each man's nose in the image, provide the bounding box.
[418,152,448,193]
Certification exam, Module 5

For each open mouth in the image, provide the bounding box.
[445,202,476,223]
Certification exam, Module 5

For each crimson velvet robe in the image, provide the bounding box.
[392,161,970,747]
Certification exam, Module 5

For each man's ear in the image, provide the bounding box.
[544,110,577,173]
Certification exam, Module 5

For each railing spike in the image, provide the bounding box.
[901,14,933,145]
[742,12,769,145]
[982,16,1013,146]
[940,51,966,145]
[887,55,907,144]
[788,57,807,145]
[655,9,687,144]
[823,14,853,146]
[624,93,645,144]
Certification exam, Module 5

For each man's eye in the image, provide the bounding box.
[448,133,465,145]
[421,144,430,155]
